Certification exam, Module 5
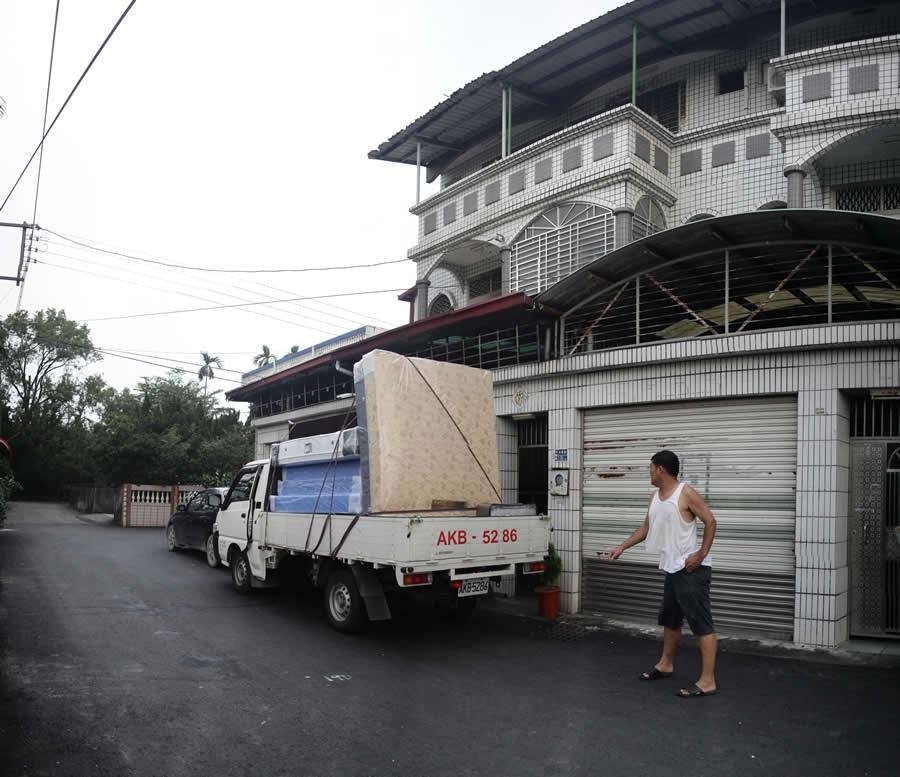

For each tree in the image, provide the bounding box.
[0,309,99,432]
[254,345,275,369]
[89,374,252,486]
[289,345,300,354]
[0,310,108,497]
[197,351,223,396]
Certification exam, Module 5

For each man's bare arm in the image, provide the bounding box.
[601,495,652,560]
[684,485,717,570]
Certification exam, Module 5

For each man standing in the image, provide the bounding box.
[602,450,718,698]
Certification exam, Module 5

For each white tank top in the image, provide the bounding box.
[645,482,712,574]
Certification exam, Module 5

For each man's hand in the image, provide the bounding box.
[685,551,703,572]
[601,545,625,561]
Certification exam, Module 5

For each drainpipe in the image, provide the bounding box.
[499,246,511,293]
[614,207,635,248]
[784,166,807,208]
[415,278,431,321]
[780,0,786,57]
[415,141,422,205]
[631,24,638,105]
[501,85,508,159]
[334,361,354,378]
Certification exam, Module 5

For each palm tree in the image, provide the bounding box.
[289,345,300,354]
[254,345,276,370]
[198,352,223,396]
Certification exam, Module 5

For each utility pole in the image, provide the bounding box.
[0,222,38,309]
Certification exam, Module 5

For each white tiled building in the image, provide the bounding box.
[363,0,900,647]
[234,0,900,648]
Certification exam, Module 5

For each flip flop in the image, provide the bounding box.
[640,668,673,681]
[677,683,718,698]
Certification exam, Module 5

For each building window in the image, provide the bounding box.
[636,81,682,133]
[718,69,745,95]
[429,294,453,316]
[633,196,666,240]
[511,202,615,295]
[835,182,900,215]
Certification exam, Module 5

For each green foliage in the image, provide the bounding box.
[0,457,22,519]
[254,345,275,368]
[0,309,253,498]
[543,542,563,587]
[88,375,253,486]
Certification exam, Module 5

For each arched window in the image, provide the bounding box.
[687,213,714,223]
[429,294,453,316]
[633,196,666,240]
[758,200,787,210]
[511,202,614,295]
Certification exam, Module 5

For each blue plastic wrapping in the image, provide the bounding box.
[270,458,362,514]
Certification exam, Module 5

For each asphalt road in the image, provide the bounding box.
[1,502,898,777]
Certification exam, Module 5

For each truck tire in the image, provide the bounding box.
[166,524,179,552]
[324,567,368,633]
[231,551,252,594]
[205,534,220,568]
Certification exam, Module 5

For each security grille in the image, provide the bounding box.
[835,182,900,214]
[563,242,900,356]
[511,203,614,295]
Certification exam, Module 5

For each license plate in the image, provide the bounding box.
[457,578,490,597]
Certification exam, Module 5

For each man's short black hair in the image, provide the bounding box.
[651,450,680,478]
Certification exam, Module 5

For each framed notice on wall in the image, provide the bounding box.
[549,470,569,496]
[552,448,569,469]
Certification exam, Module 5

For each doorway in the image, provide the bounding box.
[849,397,900,639]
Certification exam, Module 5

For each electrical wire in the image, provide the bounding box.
[80,287,416,322]
[0,0,139,212]
[31,0,61,228]
[35,255,352,336]
[40,244,383,336]
[43,227,409,273]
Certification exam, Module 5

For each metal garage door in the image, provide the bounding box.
[582,397,797,638]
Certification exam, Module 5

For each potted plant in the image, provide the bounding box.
[535,543,562,619]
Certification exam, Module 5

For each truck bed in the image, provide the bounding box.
[258,509,550,571]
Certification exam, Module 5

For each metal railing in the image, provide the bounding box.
[563,241,900,355]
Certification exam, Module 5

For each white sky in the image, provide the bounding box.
[0,0,614,403]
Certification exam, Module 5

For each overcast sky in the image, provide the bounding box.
[0,0,614,402]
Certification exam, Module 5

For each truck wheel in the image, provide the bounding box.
[231,551,252,594]
[205,534,220,568]
[166,524,178,552]
[324,568,367,633]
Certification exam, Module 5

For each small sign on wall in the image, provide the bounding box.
[552,448,569,469]
[550,470,569,496]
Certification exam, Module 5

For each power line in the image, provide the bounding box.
[0,0,139,213]
[31,0,61,228]
[36,255,352,336]
[43,227,410,273]
[81,287,413,322]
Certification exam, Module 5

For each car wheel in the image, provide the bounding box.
[166,524,178,552]
[205,534,220,568]
[231,551,252,593]
[324,567,368,633]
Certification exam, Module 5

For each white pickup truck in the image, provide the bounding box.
[213,453,550,631]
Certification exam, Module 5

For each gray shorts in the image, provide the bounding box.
[658,566,715,636]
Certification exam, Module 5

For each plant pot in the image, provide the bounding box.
[535,584,561,620]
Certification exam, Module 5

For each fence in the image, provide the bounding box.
[120,484,203,528]
[64,485,122,518]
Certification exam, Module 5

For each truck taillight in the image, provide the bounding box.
[403,573,432,586]
[450,580,461,589]
[527,562,545,573]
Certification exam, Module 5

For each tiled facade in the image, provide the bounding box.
[490,323,900,645]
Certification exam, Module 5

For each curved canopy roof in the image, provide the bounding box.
[537,209,900,313]
[369,0,855,170]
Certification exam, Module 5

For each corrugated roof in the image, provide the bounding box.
[537,209,900,312]
[369,0,851,171]
[226,292,541,402]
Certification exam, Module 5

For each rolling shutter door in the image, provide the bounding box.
[582,397,797,638]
